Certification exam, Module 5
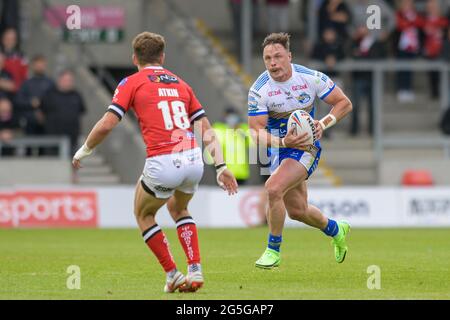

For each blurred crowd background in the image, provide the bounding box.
[1,0,449,187]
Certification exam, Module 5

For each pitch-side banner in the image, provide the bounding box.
[0,189,98,228]
[1,186,450,228]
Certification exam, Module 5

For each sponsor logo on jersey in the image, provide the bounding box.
[158,88,179,97]
[292,84,307,91]
[297,93,311,104]
[248,96,259,112]
[270,102,284,109]
[148,74,179,84]
[186,131,195,140]
[268,89,282,97]
[283,91,295,100]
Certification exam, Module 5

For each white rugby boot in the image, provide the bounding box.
[164,270,187,293]
[179,263,204,292]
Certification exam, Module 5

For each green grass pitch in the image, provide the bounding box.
[0,228,449,300]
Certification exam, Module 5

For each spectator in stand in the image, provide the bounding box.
[0,28,27,91]
[16,55,54,135]
[422,0,448,100]
[447,2,450,24]
[266,0,290,33]
[349,0,394,136]
[395,0,424,103]
[312,28,344,77]
[351,0,395,47]
[441,25,450,60]
[212,107,252,185]
[0,96,19,156]
[0,0,20,37]
[0,52,15,101]
[318,0,352,42]
[41,69,85,156]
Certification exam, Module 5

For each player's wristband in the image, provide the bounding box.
[215,164,228,188]
[319,114,337,131]
[73,143,93,161]
[215,163,227,170]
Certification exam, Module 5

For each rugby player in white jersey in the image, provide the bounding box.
[248,33,353,269]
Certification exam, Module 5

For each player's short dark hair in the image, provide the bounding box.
[132,32,165,65]
[262,32,290,51]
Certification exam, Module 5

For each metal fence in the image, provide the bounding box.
[0,136,70,159]
[309,59,450,182]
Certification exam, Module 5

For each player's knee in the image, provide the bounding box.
[265,180,284,202]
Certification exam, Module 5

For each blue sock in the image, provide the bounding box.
[322,219,339,237]
[268,234,282,252]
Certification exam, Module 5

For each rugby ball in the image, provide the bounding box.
[287,110,316,144]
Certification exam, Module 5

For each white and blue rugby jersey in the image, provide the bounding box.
[248,64,335,140]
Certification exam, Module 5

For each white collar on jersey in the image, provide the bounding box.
[144,66,163,70]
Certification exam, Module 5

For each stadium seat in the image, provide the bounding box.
[401,170,434,186]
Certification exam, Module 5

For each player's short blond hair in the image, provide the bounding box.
[132,32,165,65]
[262,32,290,51]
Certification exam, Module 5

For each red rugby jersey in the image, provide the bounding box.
[107,66,205,157]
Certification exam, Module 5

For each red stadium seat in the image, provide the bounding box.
[401,170,434,186]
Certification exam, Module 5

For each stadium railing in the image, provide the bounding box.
[309,60,450,154]
[0,136,70,159]
[309,59,450,182]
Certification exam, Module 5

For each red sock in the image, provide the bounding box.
[176,216,200,265]
[143,224,176,273]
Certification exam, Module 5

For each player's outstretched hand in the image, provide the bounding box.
[72,144,93,170]
[283,127,312,150]
[217,168,238,195]
[313,120,323,141]
[72,158,82,170]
